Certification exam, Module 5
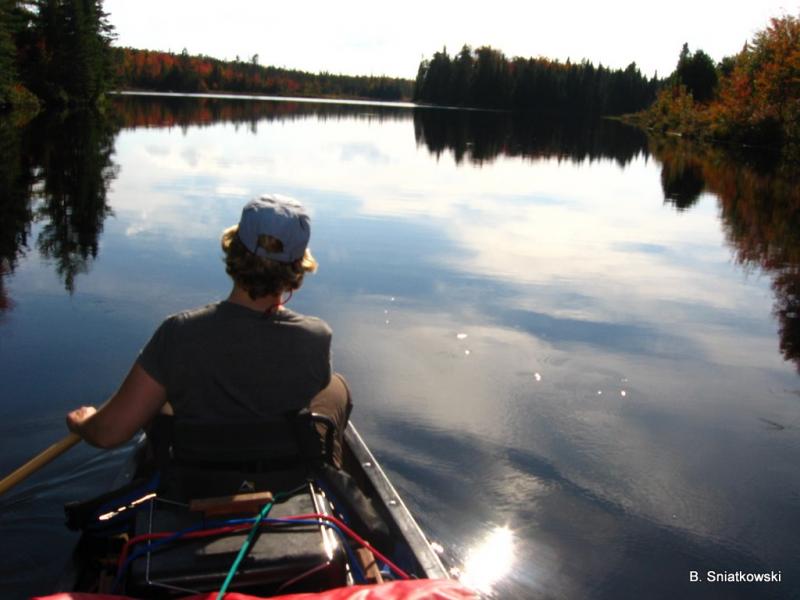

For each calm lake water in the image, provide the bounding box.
[1,93,799,599]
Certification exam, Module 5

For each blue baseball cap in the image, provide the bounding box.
[237,194,311,263]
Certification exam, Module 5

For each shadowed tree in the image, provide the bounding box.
[416,47,452,104]
[449,45,473,103]
[13,0,115,105]
[0,0,18,104]
[472,46,511,108]
[675,43,718,102]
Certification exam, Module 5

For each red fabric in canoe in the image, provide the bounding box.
[31,578,478,600]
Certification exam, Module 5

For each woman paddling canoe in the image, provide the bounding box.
[65,194,352,468]
[46,195,475,598]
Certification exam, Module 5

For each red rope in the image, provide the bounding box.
[117,524,252,570]
[275,560,333,593]
[117,513,411,580]
[290,513,411,580]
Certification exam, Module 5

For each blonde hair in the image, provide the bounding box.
[221,225,318,300]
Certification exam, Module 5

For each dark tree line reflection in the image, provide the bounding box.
[0,110,119,310]
[413,109,650,166]
[113,94,652,168]
[653,138,800,371]
[111,93,412,133]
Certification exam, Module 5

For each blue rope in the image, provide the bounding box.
[114,515,366,592]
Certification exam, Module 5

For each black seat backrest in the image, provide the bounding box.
[173,417,300,465]
[171,410,336,466]
[158,411,336,500]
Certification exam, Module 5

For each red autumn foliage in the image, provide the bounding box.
[638,14,800,151]
[111,48,413,102]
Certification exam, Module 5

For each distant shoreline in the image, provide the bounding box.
[110,89,417,110]
[110,90,515,114]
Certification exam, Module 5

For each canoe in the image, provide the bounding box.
[38,418,469,599]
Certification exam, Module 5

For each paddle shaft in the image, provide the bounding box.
[0,432,81,496]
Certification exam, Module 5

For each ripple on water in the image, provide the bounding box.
[0,440,135,597]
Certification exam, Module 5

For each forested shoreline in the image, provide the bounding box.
[413,45,659,115]
[2,2,799,156]
[0,1,412,109]
[412,13,800,154]
[111,47,413,102]
[628,15,800,154]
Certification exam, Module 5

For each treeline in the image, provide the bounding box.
[113,48,414,102]
[414,45,659,115]
[636,14,800,152]
[0,0,115,108]
[0,1,414,108]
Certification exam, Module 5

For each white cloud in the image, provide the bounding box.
[103,0,792,78]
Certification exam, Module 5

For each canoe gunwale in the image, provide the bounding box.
[342,424,448,580]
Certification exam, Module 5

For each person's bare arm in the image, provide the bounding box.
[66,364,167,449]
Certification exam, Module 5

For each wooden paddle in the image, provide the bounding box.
[0,433,82,496]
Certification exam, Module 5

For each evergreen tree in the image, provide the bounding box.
[19,0,115,105]
[413,59,429,101]
[421,47,452,104]
[0,0,17,104]
[451,45,474,104]
[472,46,510,108]
[674,43,718,102]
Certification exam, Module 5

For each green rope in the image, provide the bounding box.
[215,500,273,600]
[215,485,306,600]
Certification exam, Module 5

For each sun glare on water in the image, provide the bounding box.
[459,525,515,596]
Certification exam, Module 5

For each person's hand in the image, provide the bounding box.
[66,406,97,434]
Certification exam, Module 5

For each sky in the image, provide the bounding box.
[103,0,797,79]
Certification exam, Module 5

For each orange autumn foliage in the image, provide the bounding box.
[638,14,800,152]
[111,48,412,101]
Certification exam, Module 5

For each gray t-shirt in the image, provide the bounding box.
[138,301,332,422]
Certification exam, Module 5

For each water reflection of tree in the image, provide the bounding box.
[32,111,119,293]
[0,115,35,316]
[412,109,650,166]
[111,93,412,131]
[652,138,800,371]
[774,269,800,369]
[0,110,120,308]
[654,139,707,211]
